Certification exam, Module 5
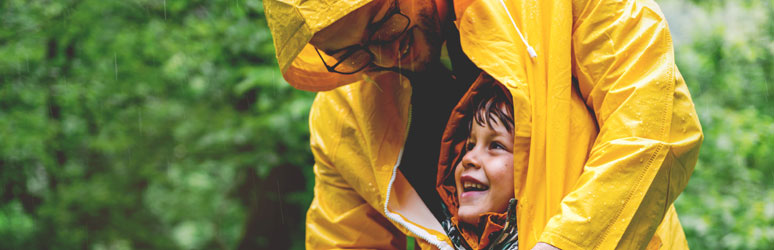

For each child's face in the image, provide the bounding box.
[454,117,515,225]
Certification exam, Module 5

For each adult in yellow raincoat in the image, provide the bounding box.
[264,0,703,249]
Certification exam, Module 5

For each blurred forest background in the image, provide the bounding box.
[0,0,772,249]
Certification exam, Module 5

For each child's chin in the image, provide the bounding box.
[457,208,483,225]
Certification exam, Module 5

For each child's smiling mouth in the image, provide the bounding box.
[459,175,490,200]
[462,181,488,192]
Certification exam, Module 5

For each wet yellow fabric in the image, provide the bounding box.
[305,72,455,248]
[264,0,372,71]
[453,0,702,249]
[265,0,702,249]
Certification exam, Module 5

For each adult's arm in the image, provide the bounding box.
[305,93,406,249]
[538,0,703,249]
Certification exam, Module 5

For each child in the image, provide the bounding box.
[437,73,521,250]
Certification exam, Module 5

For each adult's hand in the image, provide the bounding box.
[531,242,560,250]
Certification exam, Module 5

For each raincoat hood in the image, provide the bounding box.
[436,73,527,249]
[264,0,373,91]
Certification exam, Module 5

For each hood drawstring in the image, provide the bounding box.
[498,0,537,59]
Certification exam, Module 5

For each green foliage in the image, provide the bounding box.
[1,0,772,249]
[661,0,774,248]
[1,0,314,249]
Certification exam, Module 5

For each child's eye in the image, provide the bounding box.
[490,142,505,150]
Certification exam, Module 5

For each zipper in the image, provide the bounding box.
[383,104,453,250]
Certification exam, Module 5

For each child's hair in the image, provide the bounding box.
[469,86,514,134]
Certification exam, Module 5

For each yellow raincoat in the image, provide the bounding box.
[265,0,703,249]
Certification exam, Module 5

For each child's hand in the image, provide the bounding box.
[531,242,560,250]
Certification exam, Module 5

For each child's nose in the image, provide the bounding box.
[461,151,482,169]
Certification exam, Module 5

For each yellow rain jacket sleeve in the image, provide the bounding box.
[304,73,413,248]
[454,0,703,249]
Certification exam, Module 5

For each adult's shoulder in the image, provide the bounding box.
[309,76,412,153]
